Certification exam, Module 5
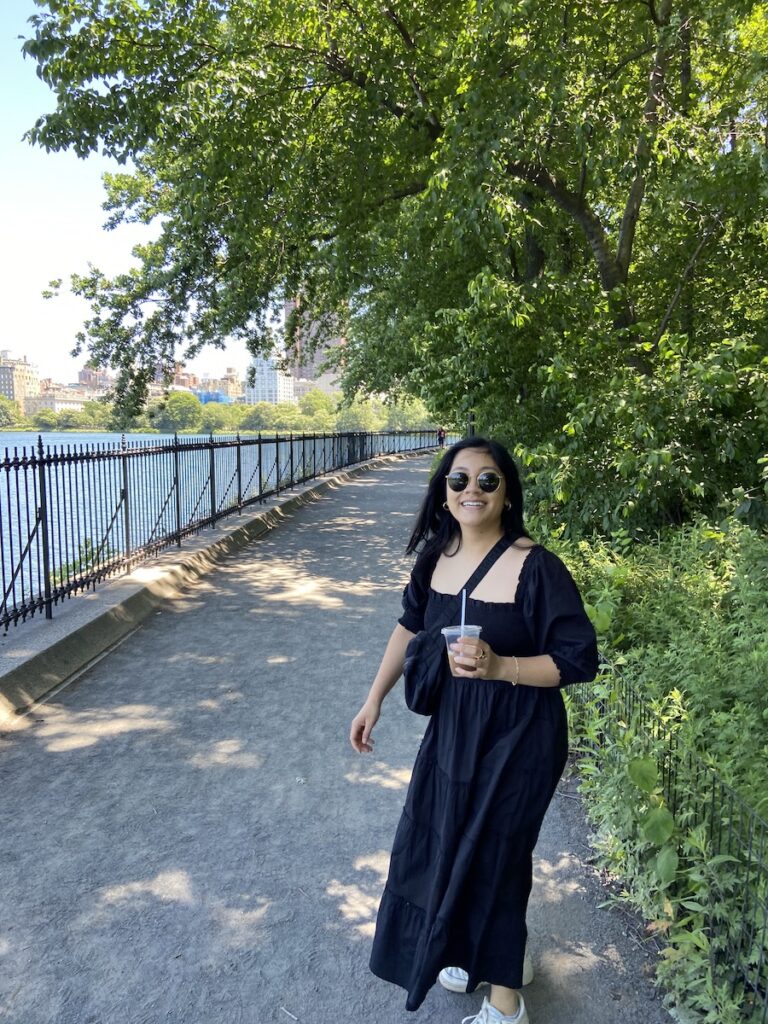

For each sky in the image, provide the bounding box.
[0,0,253,385]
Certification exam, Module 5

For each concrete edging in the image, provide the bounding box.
[0,449,432,726]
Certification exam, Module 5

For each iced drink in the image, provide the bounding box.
[441,625,482,675]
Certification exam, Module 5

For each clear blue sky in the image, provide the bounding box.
[0,0,251,385]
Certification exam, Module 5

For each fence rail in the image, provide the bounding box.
[569,673,768,1023]
[1,430,435,631]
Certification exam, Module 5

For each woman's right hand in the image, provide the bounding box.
[349,699,381,753]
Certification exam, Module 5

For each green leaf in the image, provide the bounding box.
[642,806,675,846]
[628,757,658,793]
[654,845,679,885]
[680,900,707,912]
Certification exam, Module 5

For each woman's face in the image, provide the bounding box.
[445,448,506,531]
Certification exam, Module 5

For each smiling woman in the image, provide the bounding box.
[349,436,599,1024]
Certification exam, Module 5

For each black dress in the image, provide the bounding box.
[369,538,599,1011]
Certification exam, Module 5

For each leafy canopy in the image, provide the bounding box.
[23,0,768,532]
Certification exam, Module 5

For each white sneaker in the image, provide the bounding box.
[439,950,534,992]
[461,994,529,1024]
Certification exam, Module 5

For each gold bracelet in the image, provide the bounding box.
[511,655,519,686]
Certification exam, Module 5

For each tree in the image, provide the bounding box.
[271,403,304,432]
[150,392,203,433]
[56,409,87,429]
[82,399,113,429]
[241,403,277,431]
[336,398,387,433]
[385,397,433,431]
[23,0,768,531]
[33,409,59,431]
[299,389,337,431]
[200,401,232,434]
[0,396,22,427]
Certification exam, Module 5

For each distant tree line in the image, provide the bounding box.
[0,390,437,436]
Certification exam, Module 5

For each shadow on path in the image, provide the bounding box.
[0,458,669,1024]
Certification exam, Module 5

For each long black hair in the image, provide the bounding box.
[406,436,530,556]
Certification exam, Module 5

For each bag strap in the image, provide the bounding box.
[461,536,512,595]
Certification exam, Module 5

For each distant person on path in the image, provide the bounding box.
[350,437,598,1024]
[437,427,447,447]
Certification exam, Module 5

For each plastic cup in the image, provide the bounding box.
[441,625,482,675]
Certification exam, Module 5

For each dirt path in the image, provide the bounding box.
[0,457,670,1024]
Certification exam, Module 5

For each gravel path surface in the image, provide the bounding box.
[0,456,671,1024]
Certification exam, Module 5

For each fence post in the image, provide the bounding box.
[289,432,295,488]
[36,436,54,620]
[257,432,263,501]
[208,434,217,525]
[121,435,132,563]
[236,432,243,513]
[173,434,182,546]
[275,434,281,495]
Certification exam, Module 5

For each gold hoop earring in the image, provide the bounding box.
[442,502,449,510]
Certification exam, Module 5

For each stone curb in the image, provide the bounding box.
[0,449,433,726]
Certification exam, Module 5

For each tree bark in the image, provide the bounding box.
[505,161,624,291]
[616,0,673,280]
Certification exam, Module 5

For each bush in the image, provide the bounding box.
[535,516,768,1021]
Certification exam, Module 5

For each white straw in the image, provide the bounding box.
[460,588,467,635]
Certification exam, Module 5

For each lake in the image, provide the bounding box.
[1,431,227,452]
[1,430,427,627]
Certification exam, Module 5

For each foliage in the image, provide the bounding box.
[22,0,768,533]
[383,396,434,431]
[335,397,387,432]
[0,392,438,436]
[33,408,59,431]
[198,401,236,434]
[148,391,203,433]
[299,388,337,429]
[50,537,114,586]
[540,517,768,1021]
[541,517,768,809]
[569,680,761,1023]
[0,397,23,427]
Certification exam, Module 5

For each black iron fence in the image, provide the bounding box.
[568,672,768,1023]
[1,430,436,631]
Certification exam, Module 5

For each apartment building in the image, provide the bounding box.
[0,351,41,412]
[244,356,296,405]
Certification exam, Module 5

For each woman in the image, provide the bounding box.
[349,437,598,1024]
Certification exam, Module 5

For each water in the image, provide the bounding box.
[1,431,423,626]
[0,433,312,625]
[0,431,221,452]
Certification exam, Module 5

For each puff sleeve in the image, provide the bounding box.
[521,547,599,687]
[397,549,437,635]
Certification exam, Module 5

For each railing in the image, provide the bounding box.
[1,430,436,631]
[568,672,768,1023]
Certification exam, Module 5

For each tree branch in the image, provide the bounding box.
[505,161,624,291]
[652,221,719,347]
[602,44,657,84]
[309,180,427,244]
[616,0,673,280]
[324,50,408,119]
[381,9,442,138]
[382,7,416,49]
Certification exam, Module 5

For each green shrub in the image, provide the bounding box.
[531,515,768,1021]
[538,517,768,811]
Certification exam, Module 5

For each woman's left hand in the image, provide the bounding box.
[450,637,501,679]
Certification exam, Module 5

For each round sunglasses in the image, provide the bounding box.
[446,471,502,493]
